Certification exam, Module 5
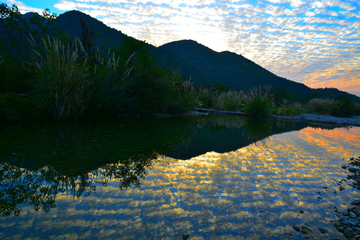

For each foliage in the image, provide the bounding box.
[307,98,335,115]
[275,99,304,117]
[242,86,275,117]
[0,3,61,94]
[0,4,56,60]
[28,36,91,120]
[0,4,199,121]
[2,3,359,122]
[79,17,96,55]
[272,87,297,105]
[197,89,215,108]
[330,99,357,118]
[85,47,134,117]
[307,98,360,117]
[204,81,231,92]
[213,90,244,111]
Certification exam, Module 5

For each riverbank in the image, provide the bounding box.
[192,108,360,126]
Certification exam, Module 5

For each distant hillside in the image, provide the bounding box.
[157,40,360,102]
[54,10,127,47]
[157,40,310,94]
[50,11,359,102]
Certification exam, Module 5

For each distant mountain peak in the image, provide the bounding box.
[22,12,38,18]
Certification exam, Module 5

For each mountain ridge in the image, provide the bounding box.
[50,10,360,102]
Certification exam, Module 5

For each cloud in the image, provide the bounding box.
[4,0,44,13]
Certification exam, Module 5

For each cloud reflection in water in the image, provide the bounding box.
[1,126,360,239]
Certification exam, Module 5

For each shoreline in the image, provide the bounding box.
[170,108,360,126]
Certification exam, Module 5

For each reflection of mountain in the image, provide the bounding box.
[0,116,339,217]
[0,118,194,176]
[167,116,310,159]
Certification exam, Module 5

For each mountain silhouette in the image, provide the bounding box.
[49,10,360,101]
[157,40,312,96]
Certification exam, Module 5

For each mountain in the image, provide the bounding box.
[157,40,312,96]
[53,10,127,47]
[51,10,359,102]
[156,40,360,101]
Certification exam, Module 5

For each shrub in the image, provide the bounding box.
[307,98,336,115]
[213,90,244,111]
[276,99,304,117]
[161,76,197,114]
[242,86,274,117]
[330,99,356,118]
[86,48,134,117]
[355,103,360,116]
[197,89,214,108]
[307,98,360,117]
[28,36,91,121]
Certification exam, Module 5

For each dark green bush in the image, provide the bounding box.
[307,98,335,115]
[242,86,274,117]
[197,89,214,108]
[330,99,356,118]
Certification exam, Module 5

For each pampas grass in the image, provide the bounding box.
[242,85,274,117]
[28,35,91,120]
[276,98,304,116]
[307,98,336,115]
[213,90,244,111]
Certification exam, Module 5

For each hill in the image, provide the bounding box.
[157,40,312,96]
[51,11,360,102]
[54,10,127,47]
[156,40,359,102]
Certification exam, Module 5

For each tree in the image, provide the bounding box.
[79,18,96,55]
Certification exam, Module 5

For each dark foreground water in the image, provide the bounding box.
[0,115,359,239]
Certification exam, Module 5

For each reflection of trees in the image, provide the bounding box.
[0,162,57,217]
[93,153,157,190]
[240,118,286,146]
[196,115,244,130]
[0,118,197,217]
[196,115,290,146]
[0,153,156,217]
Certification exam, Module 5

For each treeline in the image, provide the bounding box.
[0,4,359,122]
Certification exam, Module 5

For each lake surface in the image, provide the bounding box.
[1,115,359,239]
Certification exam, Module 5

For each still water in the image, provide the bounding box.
[0,115,359,239]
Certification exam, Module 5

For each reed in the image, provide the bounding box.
[242,85,274,117]
[28,35,91,120]
[307,98,336,115]
[276,98,304,116]
[197,88,215,108]
[88,46,135,116]
[213,90,244,111]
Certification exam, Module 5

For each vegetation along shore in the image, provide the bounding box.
[1,3,360,123]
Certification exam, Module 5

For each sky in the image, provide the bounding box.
[4,0,360,97]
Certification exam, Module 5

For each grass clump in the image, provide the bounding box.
[197,89,215,108]
[242,86,274,117]
[330,99,357,118]
[213,90,244,111]
[275,99,304,117]
[307,98,360,117]
[28,36,91,121]
[307,98,336,115]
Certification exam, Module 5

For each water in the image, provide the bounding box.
[0,115,359,239]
